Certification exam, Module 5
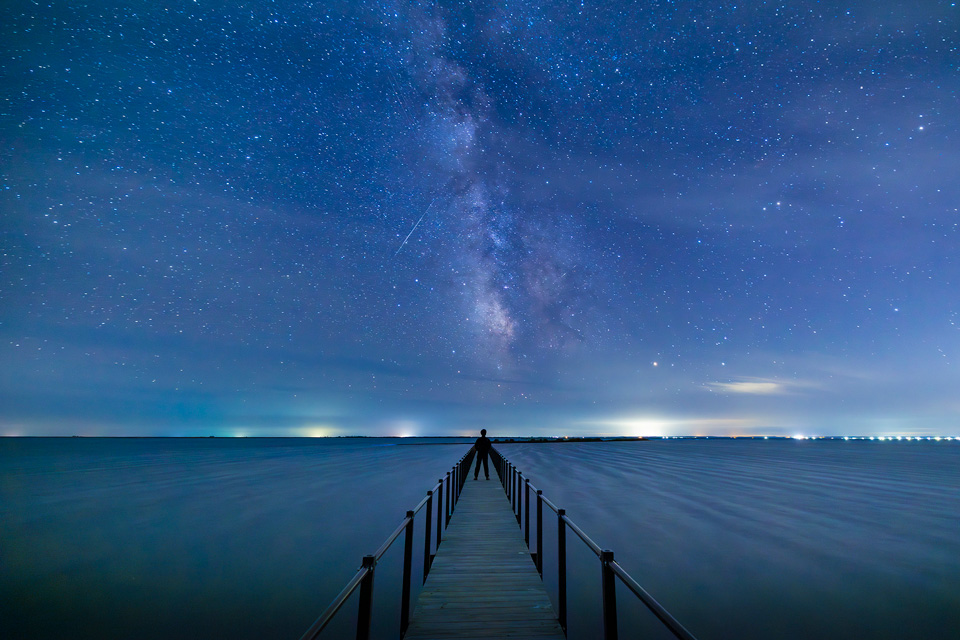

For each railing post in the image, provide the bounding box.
[436,478,444,550]
[536,490,543,576]
[454,458,461,497]
[423,491,433,582]
[356,555,376,640]
[514,468,519,517]
[601,549,618,640]
[454,463,459,501]
[400,511,414,636]
[515,472,522,524]
[445,471,452,525]
[524,478,531,547]
[515,468,520,518]
[557,509,567,635]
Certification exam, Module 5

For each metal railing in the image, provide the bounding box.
[299,446,476,640]
[490,446,699,640]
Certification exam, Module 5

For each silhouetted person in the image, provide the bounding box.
[474,429,491,480]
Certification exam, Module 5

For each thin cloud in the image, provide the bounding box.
[707,380,786,394]
[704,378,823,395]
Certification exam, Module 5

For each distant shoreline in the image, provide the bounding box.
[5,435,954,441]
[0,435,648,442]
[394,436,650,445]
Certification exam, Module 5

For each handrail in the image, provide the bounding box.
[372,515,412,561]
[609,561,699,640]
[299,445,476,640]
[541,493,560,513]
[411,483,440,515]
[559,513,603,556]
[297,564,370,639]
[489,446,699,640]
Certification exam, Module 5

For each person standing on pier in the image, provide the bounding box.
[474,429,491,480]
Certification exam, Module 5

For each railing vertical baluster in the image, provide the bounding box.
[600,550,618,640]
[356,555,376,640]
[536,490,543,576]
[436,478,444,550]
[514,468,520,517]
[515,472,523,524]
[445,471,452,525]
[524,478,531,547]
[517,470,522,518]
[455,461,460,499]
[423,491,433,582]
[400,511,414,636]
[557,509,567,635]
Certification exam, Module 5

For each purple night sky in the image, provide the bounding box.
[3,1,959,436]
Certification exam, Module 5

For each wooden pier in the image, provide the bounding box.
[299,447,697,640]
[403,476,565,640]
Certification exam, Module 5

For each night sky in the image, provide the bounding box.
[3,1,958,437]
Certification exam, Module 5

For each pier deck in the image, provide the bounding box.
[403,475,565,640]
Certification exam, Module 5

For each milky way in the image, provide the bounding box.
[2,1,959,435]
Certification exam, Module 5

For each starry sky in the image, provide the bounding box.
[2,1,958,437]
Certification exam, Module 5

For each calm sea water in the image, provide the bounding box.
[496,439,960,640]
[2,438,958,639]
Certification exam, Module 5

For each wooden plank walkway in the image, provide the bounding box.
[403,476,565,640]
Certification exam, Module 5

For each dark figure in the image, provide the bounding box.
[474,428,491,480]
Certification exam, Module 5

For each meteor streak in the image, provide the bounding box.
[394,199,435,256]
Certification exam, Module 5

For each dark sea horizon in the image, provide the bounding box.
[2,437,958,639]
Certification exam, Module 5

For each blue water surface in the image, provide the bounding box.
[1,437,471,640]
[496,439,960,640]
[2,437,958,639]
